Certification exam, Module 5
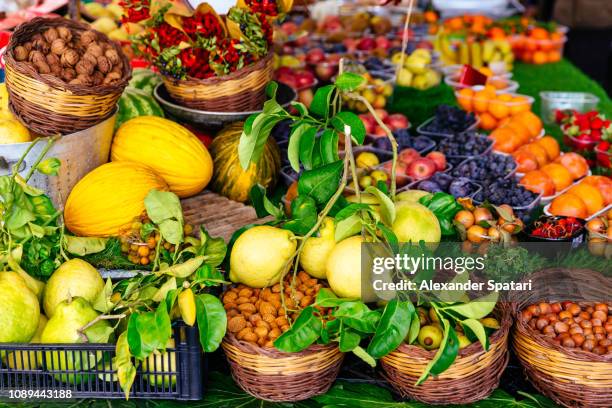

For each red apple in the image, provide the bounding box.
[373,126,387,137]
[386,114,409,130]
[383,160,408,178]
[375,35,391,50]
[315,63,337,81]
[298,88,314,107]
[373,109,389,122]
[426,151,447,171]
[359,114,376,134]
[296,71,315,88]
[406,158,437,179]
[398,148,420,165]
[357,37,376,51]
[343,38,358,52]
[306,48,325,65]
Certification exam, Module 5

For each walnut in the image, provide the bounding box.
[103,71,121,85]
[13,46,28,61]
[57,26,72,42]
[75,59,94,76]
[46,53,59,66]
[92,71,104,86]
[43,27,59,43]
[61,67,76,82]
[82,52,97,65]
[28,50,46,65]
[104,48,120,66]
[111,64,123,75]
[60,49,79,67]
[50,64,61,77]
[23,42,32,51]
[50,39,67,55]
[76,73,93,86]
[32,38,49,54]
[80,30,97,47]
[34,61,51,74]
[68,78,83,85]
[96,55,111,74]
[86,43,103,58]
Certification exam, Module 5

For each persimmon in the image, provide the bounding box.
[549,193,588,219]
[567,184,605,216]
[536,136,560,160]
[513,149,540,173]
[520,170,555,196]
[555,152,589,179]
[542,163,574,192]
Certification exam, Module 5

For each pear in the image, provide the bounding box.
[0,272,40,344]
[43,259,104,318]
[40,297,112,384]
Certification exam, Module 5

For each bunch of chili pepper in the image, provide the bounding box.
[530,216,583,239]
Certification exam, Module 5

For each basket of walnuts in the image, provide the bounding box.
[4,17,131,136]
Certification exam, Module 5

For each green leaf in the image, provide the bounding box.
[239,112,285,169]
[159,219,183,245]
[126,302,172,360]
[339,328,361,352]
[64,236,108,256]
[288,123,315,172]
[334,302,381,333]
[331,111,366,145]
[334,203,371,221]
[461,318,490,351]
[265,81,278,99]
[93,278,114,313]
[309,85,335,119]
[367,300,414,358]
[334,213,362,242]
[441,292,499,319]
[198,227,227,268]
[320,129,339,164]
[408,310,421,344]
[274,306,322,352]
[315,288,357,307]
[298,160,343,207]
[291,101,309,117]
[36,158,61,176]
[299,126,317,170]
[144,189,184,225]
[195,294,227,352]
[283,195,318,235]
[364,186,396,226]
[335,72,366,91]
[351,345,377,368]
[114,332,136,400]
[158,256,205,278]
[152,277,177,303]
[249,184,283,219]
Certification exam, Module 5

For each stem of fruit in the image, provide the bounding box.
[346,92,398,197]
[77,313,126,342]
[11,138,40,181]
[24,136,58,182]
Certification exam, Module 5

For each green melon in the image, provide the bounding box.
[116,87,164,130]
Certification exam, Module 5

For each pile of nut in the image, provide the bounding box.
[13,26,124,86]
[223,271,327,348]
[521,301,612,355]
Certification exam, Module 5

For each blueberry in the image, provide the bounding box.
[431,173,453,190]
[449,178,473,198]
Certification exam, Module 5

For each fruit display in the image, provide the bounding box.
[595,141,612,169]
[274,66,317,106]
[451,154,517,185]
[519,152,590,198]
[411,173,481,198]
[418,105,478,137]
[304,48,342,81]
[437,131,493,158]
[83,0,145,41]
[392,49,441,90]
[456,86,534,131]
[473,178,540,218]
[435,34,514,71]
[454,202,524,246]
[512,136,560,174]
[489,112,544,154]
[510,27,566,64]
[547,177,611,219]
[559,110,612,153]
[519,302,611,354]
[315,12,393,40]
[342,71,394,112]
[115,86,164,129]
[372,149,448,186]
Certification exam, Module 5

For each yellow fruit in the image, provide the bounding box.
[112,116,213,198]
[178,288,196,326]
[229,226,297,288]
[0,118,30,144]
[142,339,176,387]
[418,325,443,350]
[64,161,169,237]
[43,259,104,318]
[0,272,40,344]
[480,317,500,329]
[6,316,47,370]
[392,202,441,244]
[326,236,376,302]
[457,334,472,349]
[356,152,380,169]
[300,217,336,279]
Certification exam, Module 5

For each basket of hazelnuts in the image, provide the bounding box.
[4,17,131,136]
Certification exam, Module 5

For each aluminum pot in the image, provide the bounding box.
[0,110,116,209]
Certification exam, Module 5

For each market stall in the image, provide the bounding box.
[0,0,611,407]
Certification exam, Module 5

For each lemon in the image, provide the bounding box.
[356,152,379,169]
[300,217,335,279]
[0,118,30,144]
[0,272,40,344]
[229,226,296,288]
[326,236,377,302]
[6,315,47,370]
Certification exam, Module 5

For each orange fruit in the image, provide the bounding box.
[581,176,612,206]
[549,193,588,219]
[533,51,548,65]
[548,50,561,62]
[514,111,542,138]
[520,170,555,196]
[567,184,604,216]
[522,143,550,167]
[504,119,531,145]
[513,149,539,173]
[478,112,498,131]
[521,51,534,63]
[531,27,550,40]
[457,88,474,112]
[489,96,511,119]
[510,97,533,116]
[555,152,589,180]
[541,163,574,192]
[490,127,519,153]
[472,90,491,113]
[536,136,560,160]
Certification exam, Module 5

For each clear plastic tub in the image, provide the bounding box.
[563,132,599,153]
[454,87,535,115]
[540,92,600,125]
[595,144,612,169]
[475,191,542,222]
[441,64,513,80]
[404,176,483,199]
[445,75,519,93]
[416,115,480,139]
[437,133,494,160]
[451,153,518,181]
[510,34,567,64]
[530,170,593,205]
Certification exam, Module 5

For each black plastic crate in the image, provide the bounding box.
[0,323,203,400]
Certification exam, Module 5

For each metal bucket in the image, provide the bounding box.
[0,110,116,209]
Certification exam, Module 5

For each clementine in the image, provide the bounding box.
[457,88,474,112]
[514,111,542,138]
[549,193,588,219]
[555,152,589,180]
[513,149,539,173]
[536,136,560,160]
[522,143,550,167]
[473,90,490,113]
[504,119,531,145]
[533,51,548,65]
[541,163,574,192]
[510,97,533,116]
[479,112,498,131]
[520,170,555,196]
[567,183,605,216]
[490,127,519,153]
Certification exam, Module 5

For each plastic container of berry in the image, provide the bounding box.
[404,173,483,199]
[436,131,494,162]
[474,185,542,222]
[451,153,518,183]
[416,114,480,140]
[349,146,393,166]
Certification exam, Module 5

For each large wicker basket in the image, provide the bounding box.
[162,53,273,112]
[222,333,344,402]
[4,17,131,136]
[380,305,511,405]
[511,268,612,408]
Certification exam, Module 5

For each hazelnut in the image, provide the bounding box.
[35,61,51,74]
[50,39,67,55]
[43,27,59,43]
[103,72,121,84]
[75,59,94,76]
[86,43,103,58]
[69,78,84,85]
[104,48,120,65]
[60,49,79,67]
[46,53,59,66]
[80,30,97,47]
[13,46,28,61]
[61,68,76,82]
[28,51,46,64]
[57,26,72,42]
[96,55,112,74]
[92,71,104,86]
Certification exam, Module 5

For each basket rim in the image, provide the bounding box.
[393,303,512,358]
[223,332,340,358]
[5,16,131,95]
[162,52,273,86]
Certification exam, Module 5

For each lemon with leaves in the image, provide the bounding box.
[300,217,335,279]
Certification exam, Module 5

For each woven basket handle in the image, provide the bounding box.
[69,0,81,21]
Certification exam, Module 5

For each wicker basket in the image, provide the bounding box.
[222,333,344,402]
[162,53,273,112]
[511,268,612,408]
[380,305,511,405]
[4,17,131,136]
